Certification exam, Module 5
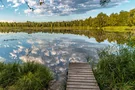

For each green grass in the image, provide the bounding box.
[93,46,135,90]
[1,26,135,33]
[0,62,53,90]
[104,26,135,33]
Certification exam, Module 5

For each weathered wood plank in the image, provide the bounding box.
[67,85,100,89]
[67,82,98,86]
[67,79,97,82]
[68,73,94,76]
[69,67,91,69]
[68,72,94,75]
[68,71,93,74]
[66,63,100,90]
[68,69,92,71]
[69,65,90,67]
[68,76,95,80]
[67,88,100,90]
[68,73,94,77]
[69,67,92,71]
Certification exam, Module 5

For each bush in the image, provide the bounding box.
[93,46,135,90]
[0,63,21,88]
[0,62,53,90]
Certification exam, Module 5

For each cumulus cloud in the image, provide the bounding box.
[20,56,45,64]
[15,8,18,12]
[0,5,4,8]
[10,52,17,59]
[24,9,32,14]
[5,0,129,16]
[12,3,20,7]
[0,20,15,22]
[0,56,6,62]
[34,8,45,14]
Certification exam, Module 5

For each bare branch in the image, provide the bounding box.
[100,0,111,6]
[25,1,35,11]
[0,0,111,12]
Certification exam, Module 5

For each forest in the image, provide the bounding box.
[0,8,135,29]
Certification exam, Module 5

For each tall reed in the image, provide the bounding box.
[93,46,135,90]
[0,62,53,90]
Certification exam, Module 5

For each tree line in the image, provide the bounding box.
[0,8,135,28]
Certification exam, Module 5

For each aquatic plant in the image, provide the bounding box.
[93,45,135,90]
[0,62,53,90]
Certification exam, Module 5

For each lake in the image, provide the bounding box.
[0,30,132,81]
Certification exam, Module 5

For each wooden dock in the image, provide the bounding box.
[66,63,100,90]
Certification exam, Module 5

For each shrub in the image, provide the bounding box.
[0,63,21,88]
[93,46,135,90]
[0,62,53,90]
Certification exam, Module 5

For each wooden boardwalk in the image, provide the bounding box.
[66,63,100,90]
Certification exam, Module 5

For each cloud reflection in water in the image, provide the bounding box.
[0,33,111,80]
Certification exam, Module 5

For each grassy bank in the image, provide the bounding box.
[93,46,135,90]
[0,62,53,90]
[103,26,135,33]
[0,26,135,33]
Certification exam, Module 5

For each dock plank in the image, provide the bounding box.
[66,63,100,90]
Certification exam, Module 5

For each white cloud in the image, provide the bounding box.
[0,5,4,8]
[124,0,130,3]
[15,8,18,12]
[20,56,45,64]
[12,3,20,7]
[6,0,129,16]
[0,56,6,62]
[24,9,32,14]
[34,9,45,14]
[10,52,17,59]
[0,20,15,22]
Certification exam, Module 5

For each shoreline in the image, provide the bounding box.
[0,26,135,33]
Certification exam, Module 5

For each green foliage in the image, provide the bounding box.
[128,9,135,26]
[94,46,135,90]
[0,62,53,90]
[0,8,135,29]
[95,12,109,28]
[0,63,21,88]
[15,72,42,90]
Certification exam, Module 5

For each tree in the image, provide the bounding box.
[95,12,108,28]
[118,11,128,26]
[0,8,135,28]
[109,13,119,26]
[128,9,135,26]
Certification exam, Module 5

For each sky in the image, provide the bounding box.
[0,0,134,22]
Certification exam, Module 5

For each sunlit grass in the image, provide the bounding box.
[93,45,135,90]
[104,26,135,33]
[0,62,53,90]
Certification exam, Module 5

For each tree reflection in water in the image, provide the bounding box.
[0,29,134,46]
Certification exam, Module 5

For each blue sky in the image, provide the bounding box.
[0,0,134,22]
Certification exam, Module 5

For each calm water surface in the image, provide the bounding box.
[0,32,116,79]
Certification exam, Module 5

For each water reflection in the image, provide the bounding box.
[1,29,134,44]
[1,30,135,89]
[0,32,113,80]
